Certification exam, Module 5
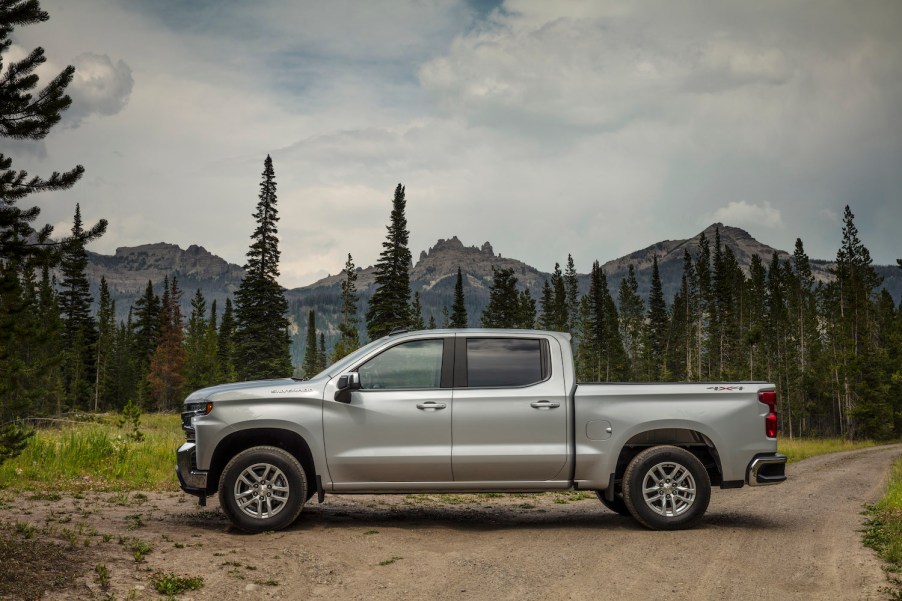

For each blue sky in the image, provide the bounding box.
[7,0,901,287]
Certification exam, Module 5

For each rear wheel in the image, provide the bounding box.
[218,446,307,533]
[622,445,711,530]
[596,490,630,516]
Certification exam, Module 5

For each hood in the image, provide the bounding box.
[183,376,329,404]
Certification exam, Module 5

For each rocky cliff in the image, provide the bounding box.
[86,243,245,320]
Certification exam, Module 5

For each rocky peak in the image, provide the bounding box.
[87,242,245,294]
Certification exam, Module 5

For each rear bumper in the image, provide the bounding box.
[746,453,787,486]
[176,442,209,496]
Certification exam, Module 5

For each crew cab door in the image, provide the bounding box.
[451,336,569,482]
[323,338,454,485]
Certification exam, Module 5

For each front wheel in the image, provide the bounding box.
[622,445,711,530]
[218,446,307,533]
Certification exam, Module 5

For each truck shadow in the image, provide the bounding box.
[173,497,785,534]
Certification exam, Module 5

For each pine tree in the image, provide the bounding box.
[564,254,579,334]
[204,300,220,383]
[539,280,554,329]
[574,295,593,381]
[787,239,820,437]
[517,288,537,329]
[184,289,219,392]
[666,283,689,381]
[366,184,412,338]
[0,1,105,268]
[695,232,712,379]
[317,333,327,372]
[481,267,521,328]
[643,255,669,380]
[133,281,160,366]
[580,261,626,381]
[332,253,360,361]
[829,206,886,438]
[0,0,107,461]
[107,310,138,411]
[217,298,238,382]
[147,276,186,411]
[58,204,96,408]
[93,276,115,411]
[449,267,468,328]
[617,264,644,376]
[548,262,568,331]
[745,254,768,381]
[302,310,318,377]
[410,291,425,330]
[33,266,64,413]
[234,155,292,379]
[668,251,697,381]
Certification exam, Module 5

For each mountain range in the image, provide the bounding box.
[84,224,901,364]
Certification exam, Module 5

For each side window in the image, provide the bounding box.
[466,338,545,388]
[357,339,444,390]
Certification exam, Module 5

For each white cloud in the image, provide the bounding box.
[710,201,783,230]
[63,53,133,126]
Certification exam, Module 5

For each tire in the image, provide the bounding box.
[596,490,631,516]
[622,445,711,530]
[218,446,307,533]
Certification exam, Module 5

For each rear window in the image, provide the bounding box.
[466,338,546,388]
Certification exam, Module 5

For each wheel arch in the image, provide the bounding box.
[208,428,317,495]
[611,427,724,490]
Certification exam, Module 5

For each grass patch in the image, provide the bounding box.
[94,563,111,590]
[150,571,204,595]
[120,536,153,562]
[0,413,182,492]
[379,556,402,566]
[778,438,877,463]
[864,456,902,575]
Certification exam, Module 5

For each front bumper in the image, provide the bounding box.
[746,453,787,486]
[176,442,209,497]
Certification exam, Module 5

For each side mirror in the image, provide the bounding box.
[334,372,360,403]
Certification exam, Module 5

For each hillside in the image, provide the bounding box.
[84,227,901,365]
[84,243,245,321]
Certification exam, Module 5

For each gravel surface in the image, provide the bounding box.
[2,444,899,601]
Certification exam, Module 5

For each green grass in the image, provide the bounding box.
[150,571,204,595]
[865,456,902,569]
[0,413,182,492]
[778,437,877,463]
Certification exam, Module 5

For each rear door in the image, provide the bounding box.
[451,336,569,482]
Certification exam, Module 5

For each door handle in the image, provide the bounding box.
[416,401,447,411]
[530,400,560,410]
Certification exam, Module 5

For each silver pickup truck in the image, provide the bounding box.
[177,329,786,532]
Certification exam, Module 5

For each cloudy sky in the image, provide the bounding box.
[8,0,901,287]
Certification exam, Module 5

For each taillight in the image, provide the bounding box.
[759,390,778,438]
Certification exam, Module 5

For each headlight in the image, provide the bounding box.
[181,401,214,440]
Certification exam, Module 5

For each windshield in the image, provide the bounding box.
[312,337,387,379]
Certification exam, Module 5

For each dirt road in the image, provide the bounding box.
[3,444,899,601]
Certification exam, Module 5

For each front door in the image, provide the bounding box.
[323,338,452,485]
